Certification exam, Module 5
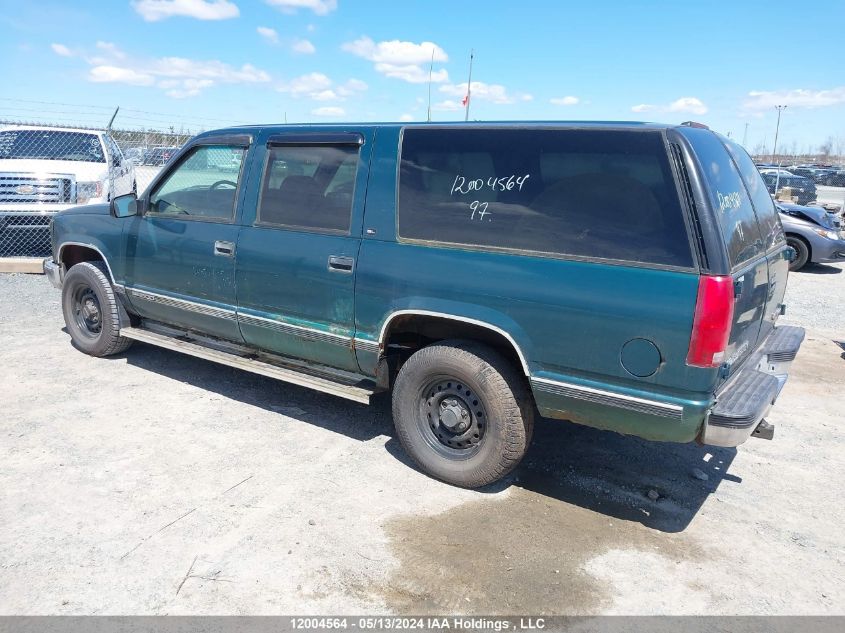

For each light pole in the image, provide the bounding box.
[742,122,749,148]
[772,105,786,164]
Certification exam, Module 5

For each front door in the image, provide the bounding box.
[122,139,251,341]
[235,130,372,373]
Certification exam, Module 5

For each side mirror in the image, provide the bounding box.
[784,246,797,263]
[111,193,139,218]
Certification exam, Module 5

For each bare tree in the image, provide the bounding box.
[819,137,833,159]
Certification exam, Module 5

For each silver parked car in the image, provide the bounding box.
[777,202,845,271]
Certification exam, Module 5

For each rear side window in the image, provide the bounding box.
[681,129,763,268]
[724,140,785,250]
[398,128,694,268]
[257,144,359,234]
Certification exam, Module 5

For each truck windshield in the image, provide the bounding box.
[0,130,106,163]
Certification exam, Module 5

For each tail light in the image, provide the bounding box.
[686,275,735,368]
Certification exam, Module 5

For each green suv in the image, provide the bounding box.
[43,122,804,488]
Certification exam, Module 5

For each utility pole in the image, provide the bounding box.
[742,122,749,148]
[772,105,786,164]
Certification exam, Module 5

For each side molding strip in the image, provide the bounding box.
[126,287,237,321]
[531,376,684,420]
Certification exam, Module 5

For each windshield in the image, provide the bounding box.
[0,130,105,163]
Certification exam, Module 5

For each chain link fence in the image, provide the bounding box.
[0,120,193,258]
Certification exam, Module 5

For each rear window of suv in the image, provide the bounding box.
[398,127,694,268]
[680,128,764,268]
[723,140,785,250]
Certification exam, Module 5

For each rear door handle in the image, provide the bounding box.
[328,255,354,273]
[214,240,235,257]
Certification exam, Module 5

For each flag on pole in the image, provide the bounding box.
[461,94,470,107]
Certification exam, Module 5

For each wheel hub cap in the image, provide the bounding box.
[439,397,471,433]
[421,379,486,451]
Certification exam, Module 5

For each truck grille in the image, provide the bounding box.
[0,173,75,204]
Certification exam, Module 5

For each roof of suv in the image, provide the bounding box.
[196,120,689,138]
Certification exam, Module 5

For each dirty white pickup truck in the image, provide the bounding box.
[0,125,136,257]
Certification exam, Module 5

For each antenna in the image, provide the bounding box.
[426,48,434,122]
[106,106,119,131]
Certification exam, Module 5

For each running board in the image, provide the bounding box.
[120,326,378,404]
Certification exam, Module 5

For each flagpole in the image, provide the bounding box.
[464,50,474,122]
[427,48,434,122]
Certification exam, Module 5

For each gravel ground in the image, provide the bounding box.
[0,267,843,615]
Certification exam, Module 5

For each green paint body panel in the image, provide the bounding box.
[51,121,784,446]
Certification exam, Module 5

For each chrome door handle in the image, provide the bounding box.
[328,255,354,273]
[214,240,235,257]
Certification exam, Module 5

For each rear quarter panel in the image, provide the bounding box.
[355,126,716,443]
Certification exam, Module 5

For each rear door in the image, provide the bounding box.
[234,129,372,373]
[681,128,769,374]
[723,140,789,345]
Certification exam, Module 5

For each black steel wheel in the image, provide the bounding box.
[70,285,103,340]
[418,376,488,457]
[392,340,534,488]
[61,261,133,357]
[786,235,809,271]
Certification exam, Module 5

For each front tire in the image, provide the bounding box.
[392,340,534,488]
[61,261,133,357]
[786,235,809,271]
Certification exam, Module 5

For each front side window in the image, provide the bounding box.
[397,128,694,267]
[257,144,359,233]
[149,144,245,220]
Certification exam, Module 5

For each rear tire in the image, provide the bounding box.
[61,261,133,357]
[392,340,534,488]
[786,235,809,271]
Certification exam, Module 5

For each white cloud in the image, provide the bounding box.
[278,72,332,97]
[399,113,414,122]
[343,36,449,84]
[257,26,279,44]
[375,63,448,84]
[151,57,270,83]
[743,87,845,111]
[342,36,447,65]
[59,38,271,98]
[631,97,707,115]
[550,96,579,106]
[667,96,707,115]
[440,81,530,105]
[51,43,72,57]
[337,78,367,96]
[278,73,366,101]
[291,38,316,54]
[132,0,239,22]
[312,106,345,117]
[88,65,156,86]
[433,100,462,112]
[267,0,337,15]
[163,78,215,98]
